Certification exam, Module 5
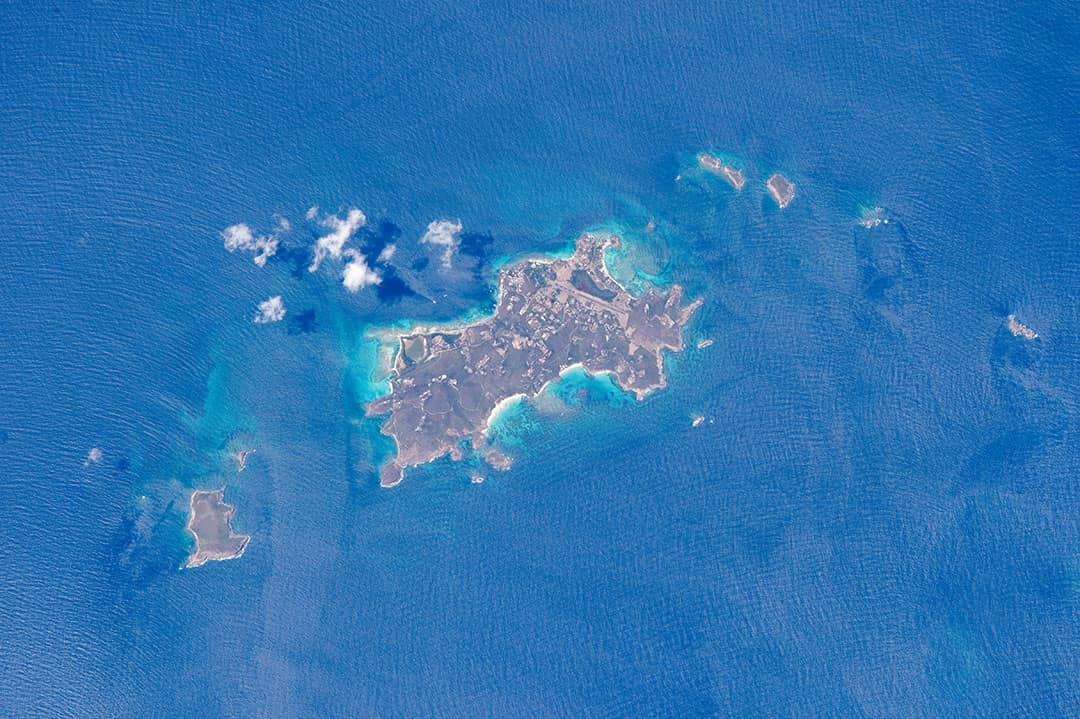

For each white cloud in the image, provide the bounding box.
[222,223,254,250]
[254,295,286,324]
[377,244,396,263]
[309,208,366,272]
[84,447,103,466]
[305,205,319,221]
[420,219,463,268]
[222,222,281,267]
[342,250,381,292]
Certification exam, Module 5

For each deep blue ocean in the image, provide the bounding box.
[1,1,1078,716]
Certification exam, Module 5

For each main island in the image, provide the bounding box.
[366,232,702,486]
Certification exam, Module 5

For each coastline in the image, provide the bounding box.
[482,393,528,437]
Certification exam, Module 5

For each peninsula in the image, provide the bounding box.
[366,233,702,486]
[185,488,250,568]
[697,153,746,190]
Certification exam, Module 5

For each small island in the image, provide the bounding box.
[185,488,250,568]
[1007,314,1038,340]
[858,206,888,228]
[230,448,254,473]
[766,173,795,208]
[367,233,702,486]
[697,153,746,190]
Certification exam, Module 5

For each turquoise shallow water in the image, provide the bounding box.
[1,1,1078,717]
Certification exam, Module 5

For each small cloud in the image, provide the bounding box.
[305,205,319,221]
[342,250,381,292]
[254,295,286,324]
[420,219,463,268]
[84,447,103,466]
[222,223,254,249]
[377,244,396,263]
[227,225,277,266]
[222,222,284,267]
[309,208,366,272]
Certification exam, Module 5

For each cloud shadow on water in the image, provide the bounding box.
[288,309,319,335]
[358,220,401,265]
[375,269,418,303]
[273,243,315,280]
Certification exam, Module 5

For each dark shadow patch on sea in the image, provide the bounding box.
[459,230,493,258]
[358,219,401,264]
[273,242,315,280]
[288,309,319,334]
[853,217,925,308]
[458,231,497,301]
[343,218,420,303]
[375,268,418,303]
[112,492,191,591]
[953,331,1067,494]
[954,426,1047,490]
[990,325,1039,370]
[388,228,500,318]
[343,407,397,494]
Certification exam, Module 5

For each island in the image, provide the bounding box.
[366,232,703,487]
[697,153,746,190]
[766,173,795,208]
[1007,314,1038,340]
[230,448,254,473]
[185,488,250,568]
[858,206,889,228]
